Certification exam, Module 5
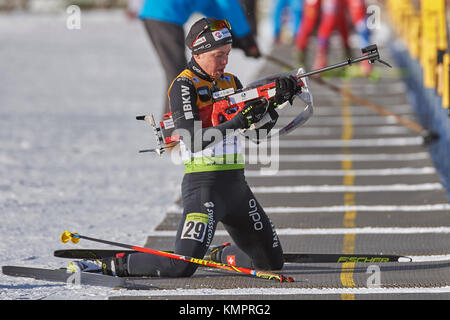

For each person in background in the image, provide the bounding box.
[311,0,350,69]
[295,0,371,75]
[345,0,372,75]
[295,0,349,68]
[239,0,258,37]
[125,0,142,19]
[272,0,303,44]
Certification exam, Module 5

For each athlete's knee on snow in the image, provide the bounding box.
[254,252,284,271]
[269,256,284,270]
[165,261,198,278]
[218,244,284,271]
[126,252,197,277]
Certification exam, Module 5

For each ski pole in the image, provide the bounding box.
[263,48,439,145]
[60,231,294,283]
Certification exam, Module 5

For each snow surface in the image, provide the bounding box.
[0,9,272,300]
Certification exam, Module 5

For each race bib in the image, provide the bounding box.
[181,213,209,242]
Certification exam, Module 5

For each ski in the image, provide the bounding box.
[1,265,126,288]
[54,248,412,263]
[284,253,412,263]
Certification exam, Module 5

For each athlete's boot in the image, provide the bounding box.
[68,255,129,276]
[208,242,254,268]
[207,242,231,263]
[68,259,104,273]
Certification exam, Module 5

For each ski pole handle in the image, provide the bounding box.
[61,230,80,244]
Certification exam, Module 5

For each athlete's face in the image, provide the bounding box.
[194,44,232,79]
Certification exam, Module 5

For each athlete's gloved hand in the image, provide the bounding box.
[233,34,261,58]
[238,97,269,129]
[273,75,301,106]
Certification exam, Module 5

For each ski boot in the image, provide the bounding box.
[68,256,129,276]
[68,259,104,274]
[207,242,231,263]
[207,243,254,268]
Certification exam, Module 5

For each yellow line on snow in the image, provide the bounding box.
[340,81,357,300]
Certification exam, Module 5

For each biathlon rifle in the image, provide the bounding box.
[137,44,391,155]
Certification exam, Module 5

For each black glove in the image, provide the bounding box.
[274,75,300,106]
[241,103,279,143]
[238,97,269,129]
[232,34,261,58]
[256,104,279,139]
